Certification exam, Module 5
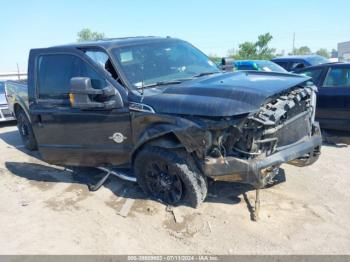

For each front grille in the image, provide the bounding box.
[234,85,314,156]
[275,112,311,148]
[0,107,14,119]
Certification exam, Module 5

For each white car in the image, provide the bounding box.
[0,81,15,122]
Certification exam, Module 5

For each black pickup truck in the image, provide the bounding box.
[5,37,322,210]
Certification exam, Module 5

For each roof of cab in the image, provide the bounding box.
[235,60,271,64]
[272,55,324,61]
[294,62,350,71]
[51,36,179,49]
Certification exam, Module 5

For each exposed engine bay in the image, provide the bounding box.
[219,85,316,158]
[196,84,321,188]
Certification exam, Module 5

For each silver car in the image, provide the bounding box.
[0,81,15,122]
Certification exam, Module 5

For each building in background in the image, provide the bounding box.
[338,41,350,62]
[0,72,27,81]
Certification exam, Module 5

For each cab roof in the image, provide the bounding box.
[51,36,179,49]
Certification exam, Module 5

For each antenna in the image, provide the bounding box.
[141,79,144,95]
[141,64,144,95]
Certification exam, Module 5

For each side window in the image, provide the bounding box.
[85,51,109,68]
[274,61,289,71]
[85,50,120,81]
[299,69,323,84]
[37,54,106,100]
[323,67,350,88]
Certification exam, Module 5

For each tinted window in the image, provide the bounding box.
[38,54,106,99]
[274,61,289,70]
[298,68,323,84]
[323,67,350,87]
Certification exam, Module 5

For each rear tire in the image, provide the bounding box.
[16,109,37,151]
[134,147,207,208]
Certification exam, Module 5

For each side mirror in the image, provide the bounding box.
[221,57,234,71]
[69,77,124,110]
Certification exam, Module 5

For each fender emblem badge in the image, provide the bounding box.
[109,133,127,143]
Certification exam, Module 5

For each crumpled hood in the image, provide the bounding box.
[138,71,310,117]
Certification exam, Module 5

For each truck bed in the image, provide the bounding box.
[4,80,29,118]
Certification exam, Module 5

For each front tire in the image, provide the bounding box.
[134,147,207,208]
[16,109,37,151]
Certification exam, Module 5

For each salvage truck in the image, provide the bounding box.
[5,37,322,219]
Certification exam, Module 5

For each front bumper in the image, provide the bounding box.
[0,105,15,122]
[202,122,322,188]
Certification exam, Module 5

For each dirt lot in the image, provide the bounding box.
[0,122,350,255]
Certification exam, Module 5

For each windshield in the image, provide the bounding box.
[235,60,287,73]
[0,82,5,93]
[307,56,329,66]
[255,61,287,73]
[112,40,220,88]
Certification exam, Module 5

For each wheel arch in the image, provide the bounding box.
[13,102,32,123]
[130,116,207,166]
[131,131,185,165]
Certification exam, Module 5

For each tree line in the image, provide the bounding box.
[210,32,335,62]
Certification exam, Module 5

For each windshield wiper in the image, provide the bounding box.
[193,71,221,78]
[141,80,183,89]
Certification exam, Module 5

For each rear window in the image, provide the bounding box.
[307,56,329,66]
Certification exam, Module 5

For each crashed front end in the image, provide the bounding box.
[196,84,322,188]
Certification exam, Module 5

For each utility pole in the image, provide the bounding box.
[292,32,295,55]
[16,63,20,80]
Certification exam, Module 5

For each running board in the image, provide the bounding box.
[85,167,136,192]
[88,167,136,191]
[97,167,137,183]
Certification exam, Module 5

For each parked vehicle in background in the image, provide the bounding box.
[272,55,329,72]
[294,63,350,132]
[0,81,15,122]
[5,37,322,213]
[234,60,287,73]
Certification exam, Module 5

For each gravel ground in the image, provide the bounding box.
[0,122,349,255]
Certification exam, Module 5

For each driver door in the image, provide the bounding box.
[317,65,350,131]
[30,49,132,167]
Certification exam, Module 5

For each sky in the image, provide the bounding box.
[1,0,350,71]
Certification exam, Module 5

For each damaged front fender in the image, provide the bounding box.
[131,113,210,157]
